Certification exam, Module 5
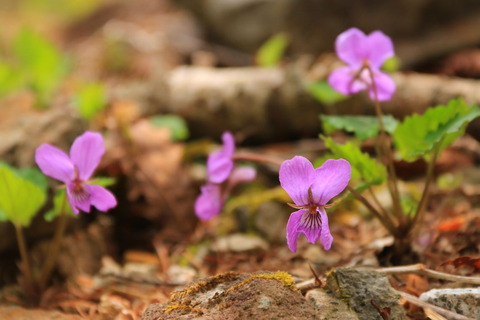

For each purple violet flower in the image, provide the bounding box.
[279,156,351,252]
[35,131,117,214]
[195,132,256,220]
[328,27,396,102]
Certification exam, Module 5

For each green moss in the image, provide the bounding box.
[170,271,240,302]
[225,271,297,294]
[162,304,202,315]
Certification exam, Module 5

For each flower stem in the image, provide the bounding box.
[232,153,284,166]
[38,193,68,290]
[365,65,404,225]
[408,142,441,236]
[346,185,397,236]
[14,224,34,289]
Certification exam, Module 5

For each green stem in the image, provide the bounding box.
[38,193,68,290]
[408,142,441,236]
[14,224,33,289]
[232,153,284,166]
[346,185,397,236]
[365,65,404,224]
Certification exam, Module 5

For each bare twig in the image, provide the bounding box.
[395,290,474,320]
[377,264,480,285]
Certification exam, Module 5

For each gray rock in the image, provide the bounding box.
[306,289,360,320]
[326,268,406,320]
[420,288,480,319]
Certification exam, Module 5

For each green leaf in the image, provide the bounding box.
[44,189,75,222]
[382,56,400,73]
[17,167,48,191]
[90,176,116,188]
[321,115,399,140]
[0,165,46,227]
[256,33,288,67]
[393,98,480,162]
[0,209,7,221]
[306,81,347,105]
[74,82,107,120]
[0,61,22,96]
[322,136,387,187]
[13,28,70,108]
[150,114,189,141]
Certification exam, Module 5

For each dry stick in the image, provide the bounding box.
[377,263,480,285]
[346,185,397,236]
[366,65,404,225]
[39,194,68,290]
[395,290,474,320]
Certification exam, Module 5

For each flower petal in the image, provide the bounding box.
[328,67,366,96]
[297,211,323,245]
[318,208,333,250]
[35,144,74,183]
[228,167,256,187]
[311,159,351,205]
[335,27,367,68]
[366,31,394,69]
[207,131,235,184]
[368,71,396,102]
[279,156,315,206]
[87,185,117,212]
[286,209,305,253]
[70,131,105,181]
[66,184,91,214]
[194,184,223,220]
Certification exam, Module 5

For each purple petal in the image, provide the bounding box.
[207,131,235,184]
[35,144,74,183]
[366,31,394,69]
[311,159,351,205]
[228,167,256,186]
[70,131,105,181]
[286,209,305,253]
[66,184,91,214]
[297,210,323,245]
[87,185,117,212]
[328,67,366,96]
[335,28,367,68]
[279,156,315,206]
[194,184,223,220]
[368,71,396,102]
[318,208,333,250]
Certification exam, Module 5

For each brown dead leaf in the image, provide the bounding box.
[440,256,480,272]
[437,216,465,232]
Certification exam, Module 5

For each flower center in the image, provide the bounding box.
[71,166,90,202]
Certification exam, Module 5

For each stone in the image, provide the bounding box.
[141,271,317,320]
[212,233,269,253]
[306,289,360,320]
[325,267,406,320]
[420,288,480,319]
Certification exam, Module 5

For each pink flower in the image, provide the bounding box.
[328,27,396,102]
[279,156,351,252]
[35,131,117,214]
[195,132,256,220]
